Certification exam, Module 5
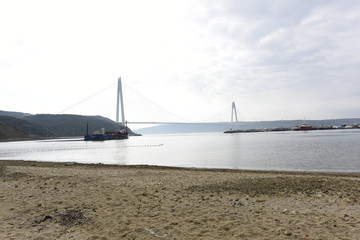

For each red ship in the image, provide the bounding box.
[293,124,318,131]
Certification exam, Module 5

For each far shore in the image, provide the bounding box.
[1,160,359,239]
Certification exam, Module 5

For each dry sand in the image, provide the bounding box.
[1,160,359,240]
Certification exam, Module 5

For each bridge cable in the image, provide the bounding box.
[123,82,193,123]
[58,82,117,114]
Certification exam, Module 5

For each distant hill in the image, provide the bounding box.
[137,118,360,134]
[24,114,131,137]
[0,111,134,140]
[2,110,359,137]
[0,115,55,139]
[0,121,35,141]
[0,110,32,119]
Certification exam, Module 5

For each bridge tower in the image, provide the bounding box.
[116,77,126,124]
[231,101,239,130]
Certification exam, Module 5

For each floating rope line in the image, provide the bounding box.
[28,144,164,152]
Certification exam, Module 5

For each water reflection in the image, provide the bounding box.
[0,130,359,172]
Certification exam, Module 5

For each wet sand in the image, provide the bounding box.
[1,160,359,239]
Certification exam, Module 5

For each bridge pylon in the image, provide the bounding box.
[231,101,240,130]
[116,77,126,125]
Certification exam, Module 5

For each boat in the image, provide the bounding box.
[293,124,318,131]
[84,124,128,141]
[84,130,128,141]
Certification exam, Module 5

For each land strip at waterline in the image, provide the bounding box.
[1,160,359,239]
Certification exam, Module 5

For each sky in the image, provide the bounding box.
[1,0,360,126]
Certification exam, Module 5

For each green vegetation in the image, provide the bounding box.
[24,114,129,137]
[0,111,133,141]
[0,121,32,141]
[0,110,32,119]
[0,115,54,139]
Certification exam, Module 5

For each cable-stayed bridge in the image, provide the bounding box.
[59,78,237,127]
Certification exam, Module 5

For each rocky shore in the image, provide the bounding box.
[1,160,359,239]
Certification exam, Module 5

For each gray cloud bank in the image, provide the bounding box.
[178,0,360,119]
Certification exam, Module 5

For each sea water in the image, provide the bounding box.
[0,129,359,172]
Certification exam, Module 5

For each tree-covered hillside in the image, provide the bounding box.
[0,115,55,138]
[0,121,32,141]
[0,111,133,140]
[24,114,131,137]
[0,110,32,119]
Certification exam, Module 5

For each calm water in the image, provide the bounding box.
[1,130,359,172]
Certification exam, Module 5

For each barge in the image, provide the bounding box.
[84,124,128,141]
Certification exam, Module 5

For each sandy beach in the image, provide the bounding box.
[1,160,359,240]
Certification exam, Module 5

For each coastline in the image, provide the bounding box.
[1,160,359,239]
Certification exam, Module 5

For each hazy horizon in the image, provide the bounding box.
[2,109,360,124]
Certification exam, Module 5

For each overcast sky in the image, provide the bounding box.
[1,0,360,125]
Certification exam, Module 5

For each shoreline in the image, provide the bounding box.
[1,160,359,239]
[1,159,360,176]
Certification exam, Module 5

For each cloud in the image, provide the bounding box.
[163,0,360,120]
[1,0,359,121]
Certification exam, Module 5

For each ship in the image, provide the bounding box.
[84,124,129,141]
[293,124,318,131]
